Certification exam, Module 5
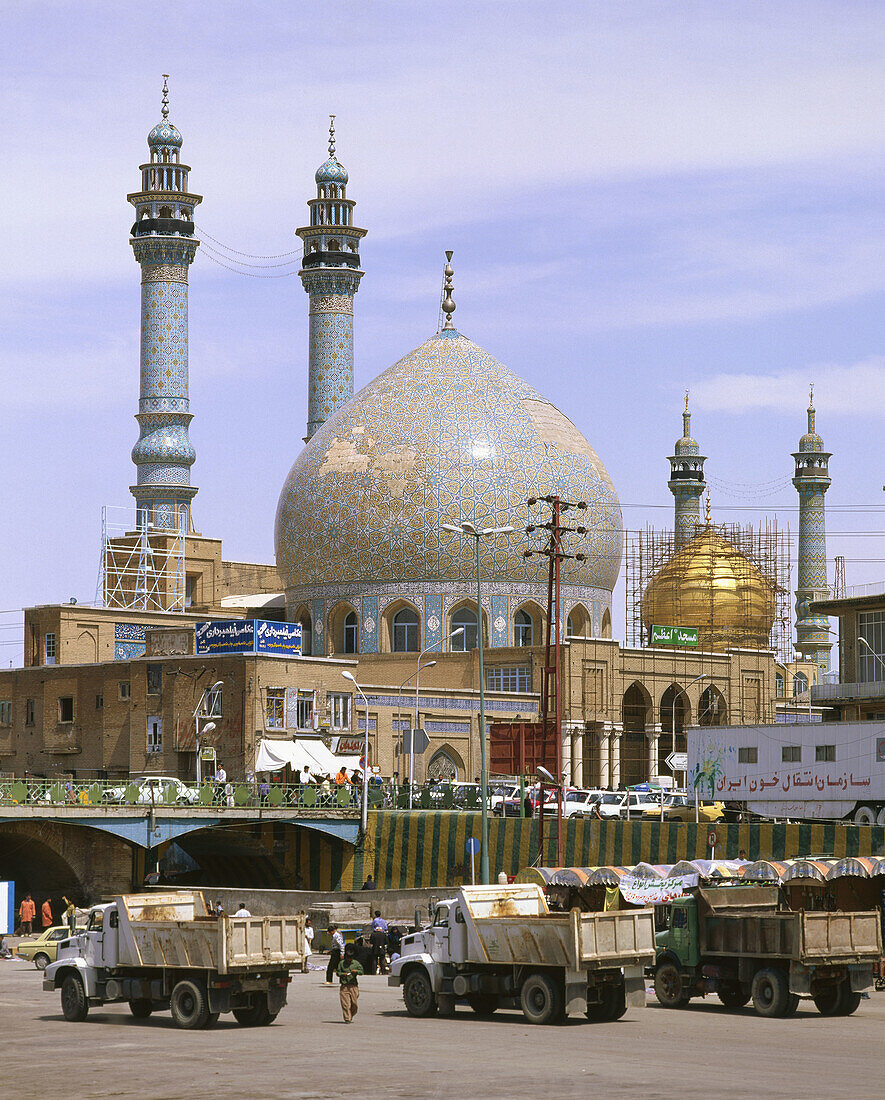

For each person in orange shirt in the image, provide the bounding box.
[19,894,36,935]
[335,767,350,786]
[41,898,53,928]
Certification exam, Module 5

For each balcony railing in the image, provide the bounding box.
[811,680,885,701]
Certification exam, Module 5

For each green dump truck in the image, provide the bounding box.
[653,885,881,1018]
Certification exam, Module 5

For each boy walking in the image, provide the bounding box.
[337,944,363,1023]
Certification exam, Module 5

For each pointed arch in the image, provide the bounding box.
[601,608,612,639]
[328,601,359,655]
[448,600,489,651]
[292,604,313,657]
[699,684,727,726]
[513,600,545,647]
[381,599,422,653]
[427,744,465,783]
[622,681,652,787]
[567,603,591,638]
[659,684,690,770]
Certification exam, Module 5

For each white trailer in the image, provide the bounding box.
[44,891,305,1028]
[389,884,655,1025]
[689,721,885,824]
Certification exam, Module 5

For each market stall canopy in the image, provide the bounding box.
[254,739,360,777]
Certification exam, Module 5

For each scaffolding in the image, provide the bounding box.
[97,505,187,612]
[625,518,792,663]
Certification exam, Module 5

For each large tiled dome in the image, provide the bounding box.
[275,329,622,599]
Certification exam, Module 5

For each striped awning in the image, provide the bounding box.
[739,856,885,883]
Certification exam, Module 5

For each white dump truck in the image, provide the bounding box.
[389,884,656,1024]
[43,891,305,1029]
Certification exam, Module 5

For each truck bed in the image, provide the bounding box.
[700,910,881,964]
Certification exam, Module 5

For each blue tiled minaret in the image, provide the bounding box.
[793,387,832,670]
[126,77,201,531]
[296,117,366,441]
[668,393,707,547]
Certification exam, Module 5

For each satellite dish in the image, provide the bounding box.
[70,597,77,605]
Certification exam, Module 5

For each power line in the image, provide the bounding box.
[194,224,300,260]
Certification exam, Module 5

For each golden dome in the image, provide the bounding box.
[641,526,776,651]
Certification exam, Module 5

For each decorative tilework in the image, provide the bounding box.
[306,307,354,439]
[792,405,832,670]
[309,295,353,315]
[363,693,539,715]
[114,623,147,661]
[361,596,378,653]
[115,641,146,660]
[424,594,443,650]
[357,717,377,731]
[491,594,509,646]
[425,721,470,734]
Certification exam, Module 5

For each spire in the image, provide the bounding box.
[705,494,711,526]
[793,391,832,670]
[669,392,706,547]
[683,390,691,438]
[441,251,456,331]
[161,74,169,120]
[808,382,815,434]
[328,114,336,159]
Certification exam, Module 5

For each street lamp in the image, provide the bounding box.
[858,636,885,680]
[667,673,706,823]
[342,670,370,834]
[441,520,515,884]
[194,680,223,784]
[413,627,466,803]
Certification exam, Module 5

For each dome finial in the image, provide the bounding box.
[705,494,712,526]
[161,74,169,121]
[328,114,336,159]
[683,389,691,436]
[808,382,815,433]
[441,250,456,331]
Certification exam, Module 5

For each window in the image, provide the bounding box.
[452,607,478,651]
[185,574,198,608]
[147,664,162,695]
[514,610,533,647]
[343,611,358,654]
[485,666,531,693]
[328,692,351,730]
[205,684,222,717]
[858,612,885,682]
[266,688,285,730]
[392,608,420,653]
[737,746,757,764]
[296,690,315,730]
[45,632,56,666]
[815,744,836,763]
[775,673,784,698]
[119,681,131,701]
[147,716,162,753]
[25,699,34,726]
[782,745,801,763]
[58,697,74,724]
[95,694,103,710]
[792,672,809,697]
[0,701,11,726]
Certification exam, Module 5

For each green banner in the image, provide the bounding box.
[651,624,698,647]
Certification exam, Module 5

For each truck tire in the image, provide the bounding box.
[654,962,690,1008]
[520,972,564,1025]
[170,979,210,1030]
[853,805,876,826]
[586,982,627,1022]
[751,968,790,1017]
[128,999,153,1019]
[813,985,842,1016]
[233,995,274,1027]
[717,988,750,1009]
[33,953,51,971]
[403,969,437,1018]
[60,974,89,1022]
[835,988,862,1016]
[467,994,498,1017]
[877,807,885,827]
[783,992,800,1017]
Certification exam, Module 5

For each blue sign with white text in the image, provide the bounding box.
[195,619,302,657]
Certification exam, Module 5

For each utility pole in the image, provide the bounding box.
[524,496,589,867]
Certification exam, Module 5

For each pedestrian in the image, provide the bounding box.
[299,765,312,786]
[62,896,77,934]
[293,869,305,890]
[335,766,350,786]
[337,943,363,1023]
[326,923,344,985]
[41,898,53,929]
[738,849,748,861]
[369,924,389,975]
[371,909,388,932]
[302,916,314,973]
[362,874,376,890]
[215,900,224,918]
[19,894,36,935]
[233,902,251,917]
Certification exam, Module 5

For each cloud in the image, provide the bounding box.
[691,356,885,414]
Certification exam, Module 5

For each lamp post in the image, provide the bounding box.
[194,680,223,784]
[442,520,514,885]
[858,636,885,680]
[342,670,370,834]
[667,673,706,823]
[413,627,465,803]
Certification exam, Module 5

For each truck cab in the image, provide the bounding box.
[655,896,700,970]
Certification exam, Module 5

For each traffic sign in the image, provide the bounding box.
[465,837,481,855]
[707,830,718,849]
[666,751,688,771]
[402,728,430,754]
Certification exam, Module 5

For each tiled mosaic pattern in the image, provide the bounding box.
[793,403,831,669]
[114,622,146,661]
[306,306,354,438]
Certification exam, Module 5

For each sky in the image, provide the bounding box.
[2,1,885,667]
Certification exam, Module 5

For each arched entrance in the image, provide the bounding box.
[659,685,689,773]
[621,682,651,787]
[427,746,464,782]
[698,684,727,726]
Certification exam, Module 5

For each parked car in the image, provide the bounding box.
[105,776,199,805]
[596,790,661,820]
[541,788,605,818]
[489,783,520,813]
[642,793,725,822]
[16,925,86,970]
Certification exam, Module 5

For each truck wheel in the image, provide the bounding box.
[836,988,862,1016]
[717,988,750,1009]
[128,999,153,1019]
[204,1012,220,1029]
[520,972,564,1025]
[813,985,842,1016]
[170,979,210,1030]
[782,992,800,1017]
[586,983,627,1022]
[60,974,89,1022]
[751,968,790,1017]
[33,953,50,971]
[467,994,498,1017]
[403,970,437,1018]
[853,805,876,826]
[233,996,273,1027]
[654,962,689,1009]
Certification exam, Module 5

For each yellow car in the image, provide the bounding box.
[642,794,725,822]
[16,924,84,970]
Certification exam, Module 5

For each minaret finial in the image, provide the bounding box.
[441,251,456,330]
[705,494,711,525]
[328,115,336,159]
[809,382,814,408]
[684,389,690,413]
[683,390,691,436]
[808,382,816,433]
[161,74,169,120]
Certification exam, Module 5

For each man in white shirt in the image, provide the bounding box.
[326,923,345,985]
[299,765,312,786]
[233,902,251,917]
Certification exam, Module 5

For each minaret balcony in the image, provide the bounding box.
[301,250,361,269]
[131,217,195,238]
